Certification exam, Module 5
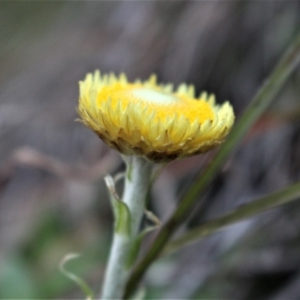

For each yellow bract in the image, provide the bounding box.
[78,71,235,162]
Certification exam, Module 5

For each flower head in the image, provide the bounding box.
[78,71,234,162]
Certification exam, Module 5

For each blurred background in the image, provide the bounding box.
[1,1,300,299]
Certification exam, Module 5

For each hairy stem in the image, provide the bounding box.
[101,156,153,300]
[123,157,153,237]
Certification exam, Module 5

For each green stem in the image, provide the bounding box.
[101,156,153,300]
[123,157,154,237]
[165,181,300,255]
[124,32,300,298]
[101,234,130,300]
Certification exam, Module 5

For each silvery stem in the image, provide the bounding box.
[101,156,153,300]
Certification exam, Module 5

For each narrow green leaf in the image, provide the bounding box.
[165,181,300,255]
[115,199,131,236]
[127,225,158,268]
[130,287,146,300]
[104,174,131,236]
[127,209,161,268]
[59,253,95,300]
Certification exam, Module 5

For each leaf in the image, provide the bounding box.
[104,174,131,237]
[59,253,95,300]
[130,286,146,300]
[127,210,161,268]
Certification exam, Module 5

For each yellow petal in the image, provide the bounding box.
[78,70,235,162]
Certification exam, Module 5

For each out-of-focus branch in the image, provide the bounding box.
[0,146,119,183]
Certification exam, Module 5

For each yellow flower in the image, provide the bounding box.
[78,71,234,162]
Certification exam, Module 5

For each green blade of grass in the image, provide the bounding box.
[60,254,95,300]
[165,181,300,255]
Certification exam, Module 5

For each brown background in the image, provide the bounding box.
[1,1,300,299]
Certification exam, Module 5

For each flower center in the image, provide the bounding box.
[130,88,179,105]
